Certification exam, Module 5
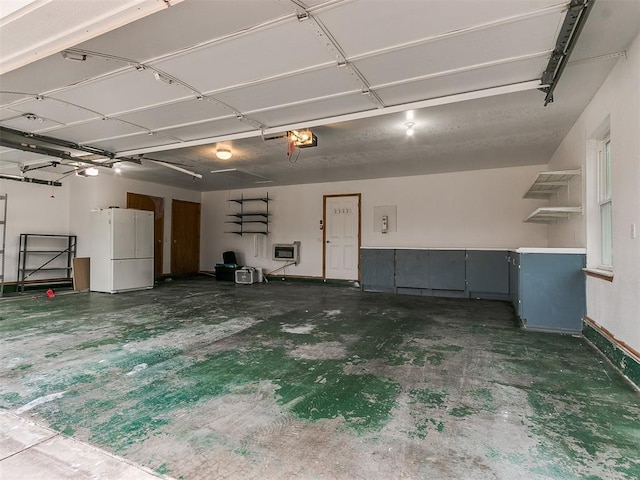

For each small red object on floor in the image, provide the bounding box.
[46,289,55,298]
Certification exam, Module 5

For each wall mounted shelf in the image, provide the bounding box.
[523,168,582,223]
[524,207,583,223]
[225,193,270,236]
[523,169,581,199]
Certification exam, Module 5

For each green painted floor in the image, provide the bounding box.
[0,278,638,479]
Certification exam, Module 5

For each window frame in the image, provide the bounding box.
[598,134,613,270]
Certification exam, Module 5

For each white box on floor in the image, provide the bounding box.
[235,267,263,285]
[235,267,255,284]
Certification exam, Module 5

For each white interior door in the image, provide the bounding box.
[325,195,360,280]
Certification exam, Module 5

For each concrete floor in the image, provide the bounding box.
[0,278,638,480]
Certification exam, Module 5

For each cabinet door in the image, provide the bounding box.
[428,250,466,291]
[519,253,585,333]
[360,249,395,292]
[467,250,509,296]
[395,250,429,288]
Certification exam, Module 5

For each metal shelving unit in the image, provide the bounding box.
[225,193,270,236]
[17,234,77,292]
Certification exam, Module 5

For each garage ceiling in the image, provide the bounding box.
[0,0,638,191]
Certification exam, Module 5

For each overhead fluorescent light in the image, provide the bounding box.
[210,168,237,174]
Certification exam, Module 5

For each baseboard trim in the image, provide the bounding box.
[583,316,640,389]
[264,275,358,287]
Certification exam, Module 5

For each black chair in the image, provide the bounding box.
[215,251,241,281]
[223,251,238,265]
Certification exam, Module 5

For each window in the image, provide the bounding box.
[598,136,612,268]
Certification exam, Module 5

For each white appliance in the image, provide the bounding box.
[90,208,154,293]
[235,267,255,285]
[235,267,263,285]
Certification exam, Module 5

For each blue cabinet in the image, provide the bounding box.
[361,247,586,335]
[516,252,586,334]
[429,250,466,291]
[395,249,466,297]
[360,249,395,292]
[467,250,510,300]
[395,249,429,289]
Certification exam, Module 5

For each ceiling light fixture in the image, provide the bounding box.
[216,148,232,160]
[76,166,99,177]
[406,110,414,120]
[289,129,317,148]
[405,122,415,136]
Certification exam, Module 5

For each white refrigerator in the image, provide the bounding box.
[90,208,154,293]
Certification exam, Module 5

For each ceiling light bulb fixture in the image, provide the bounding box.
[406,110,415,120]
[76,167,99,177]
[289,129,317,148]
[216,148,232,160]
[113,163,122,174]
[405,122,415,136]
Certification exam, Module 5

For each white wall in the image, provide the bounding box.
[547,32,640,353]
[0,174,71,282]
[68,173,200,274]
[201,164,549,277]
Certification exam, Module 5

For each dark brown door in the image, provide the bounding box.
[127,192,164,276]
[171,199,201,275]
